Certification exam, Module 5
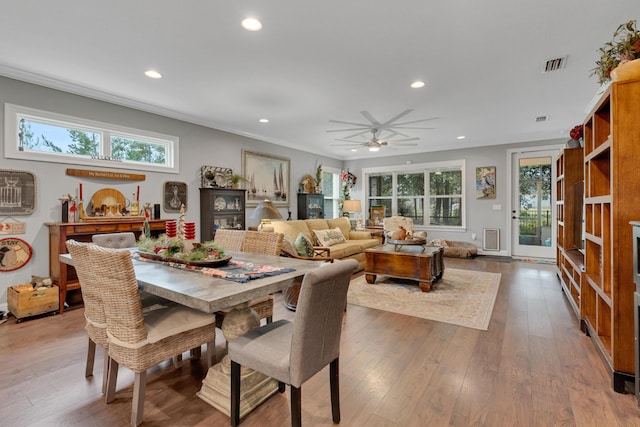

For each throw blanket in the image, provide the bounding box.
[134,255,295,283]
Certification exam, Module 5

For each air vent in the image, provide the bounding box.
[542,56,567,73]
[535,115,549,122]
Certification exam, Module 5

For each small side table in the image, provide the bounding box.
[365,227,385,244]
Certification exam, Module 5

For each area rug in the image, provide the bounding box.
[347,268,501,330]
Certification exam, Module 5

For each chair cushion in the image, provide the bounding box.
[295,232,315,257]
[229,319,293,383]
[311,227,346,247]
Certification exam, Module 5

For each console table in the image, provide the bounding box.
[45,219,167,313]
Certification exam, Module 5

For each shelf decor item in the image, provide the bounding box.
[592,19,640,85]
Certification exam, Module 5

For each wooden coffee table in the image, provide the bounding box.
[364,245,444,292]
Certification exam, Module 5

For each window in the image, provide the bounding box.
[322,166,341,219]
[4,103,179,173]
[363,160,465,230]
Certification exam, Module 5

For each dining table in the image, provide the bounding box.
[60,249,325,418]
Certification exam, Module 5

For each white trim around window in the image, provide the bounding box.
[4,103,179,173]
[362,159,466,232]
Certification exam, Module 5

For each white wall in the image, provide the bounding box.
[0,76,342,311]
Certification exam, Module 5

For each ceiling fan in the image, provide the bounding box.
[327,109,437,151]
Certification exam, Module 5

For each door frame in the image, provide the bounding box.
[506,144,564,258]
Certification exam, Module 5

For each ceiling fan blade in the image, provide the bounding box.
[360,110,380,126]
[331,142,364,146]
[389,137,420,142]
[328,119,371,127]
[388,126,436,130]
[334,138,364,143]
[390,116,439,126]
[325,127,371,133]
[376,109,413,130]
[343,130,371,140]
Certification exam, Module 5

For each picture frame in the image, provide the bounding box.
[0,170,36,215]
[242,150,290,207]
[476,166,496,199]
[369,205,385,226]
[163,181,187,212]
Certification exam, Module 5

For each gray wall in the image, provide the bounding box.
[0,75,562,311]
[0,76,342,310]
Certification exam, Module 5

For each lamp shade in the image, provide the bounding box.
[342,200,361,213]
[249,199,283,220]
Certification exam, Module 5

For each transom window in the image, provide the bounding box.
[4,103,179,173]
[363,160,465,230]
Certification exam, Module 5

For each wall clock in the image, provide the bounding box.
[0,237,33,272]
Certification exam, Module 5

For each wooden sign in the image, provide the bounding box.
[0,237,32,271]
[0,222,26,234]
[66,168,146,181]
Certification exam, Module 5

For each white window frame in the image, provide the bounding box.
[4,103,179,173]
[362,159,466,232]
[322,166,341,219]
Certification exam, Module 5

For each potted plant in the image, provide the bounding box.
[592,20,640,85]
[229,174,249,189]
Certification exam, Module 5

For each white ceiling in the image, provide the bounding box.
[1,1,638,161]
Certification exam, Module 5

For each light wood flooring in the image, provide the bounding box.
[1,258,639,426]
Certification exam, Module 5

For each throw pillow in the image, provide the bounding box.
[312,227,346,247]
[281,236,297,255]
[294,232,315,257]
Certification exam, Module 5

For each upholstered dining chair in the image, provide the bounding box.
[214,230,284,327]
[75,242,216,426]
[92,232,137,248]
[228,259,358,427]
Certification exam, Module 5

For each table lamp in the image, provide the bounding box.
[249,199,283,232]
[342,199,363,230]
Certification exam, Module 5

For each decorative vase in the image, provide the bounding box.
[611,58,640,82]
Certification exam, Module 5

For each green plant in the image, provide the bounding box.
[229,174,249,185]
[592,20,640,85]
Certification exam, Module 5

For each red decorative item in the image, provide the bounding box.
[569,124,584,141]
[165,220,177,238]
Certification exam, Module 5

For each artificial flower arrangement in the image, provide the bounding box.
[569,124,584,142]
[136,234,225,261]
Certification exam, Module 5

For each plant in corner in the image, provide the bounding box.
[591,19,640,85]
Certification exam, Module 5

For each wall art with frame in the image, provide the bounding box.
[369,205,385,226]
[242,150,290,207]
[0,170,36,215]
[475,166,496,199]
[163,181,187,212]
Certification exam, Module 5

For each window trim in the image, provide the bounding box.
[4,103,179,173]
[363,159,466,231]
[322,166,341,219]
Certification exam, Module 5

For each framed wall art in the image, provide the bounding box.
[0,170,36,215]
[476,166,496,199]
[163,181,187,212]
[369,205,385,226]
[242,150,290,207]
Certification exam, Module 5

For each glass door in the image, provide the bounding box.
[511,149,558,259]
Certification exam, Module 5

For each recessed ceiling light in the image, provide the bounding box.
[350,148,357,152]
[456,135,466,140]
[259,118,269,123]
[368,146,380,152]
[241,18,263,31]
[144,70,162,79]
[410,81,425,89]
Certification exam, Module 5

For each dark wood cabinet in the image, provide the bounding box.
[297,193,324,219]
[200,188,246,241]
[46,219,167,313]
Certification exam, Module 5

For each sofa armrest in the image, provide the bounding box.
[349,230,373,240]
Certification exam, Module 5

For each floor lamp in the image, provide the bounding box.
[249,199,282,232]
[342,199,363,230]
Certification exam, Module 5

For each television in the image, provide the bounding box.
[573,180,585,252]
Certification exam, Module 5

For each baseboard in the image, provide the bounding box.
[477,249,509,257]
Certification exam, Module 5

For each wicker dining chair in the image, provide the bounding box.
[80,243,216,426]
[214,230,284,327]
[66,240,112,394]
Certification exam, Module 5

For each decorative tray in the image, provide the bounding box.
[136,250,232,267]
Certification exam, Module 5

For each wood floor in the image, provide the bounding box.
[1,258,639,426]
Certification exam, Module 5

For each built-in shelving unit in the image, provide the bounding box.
[555,147,584,321]
[582,78,640,392]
